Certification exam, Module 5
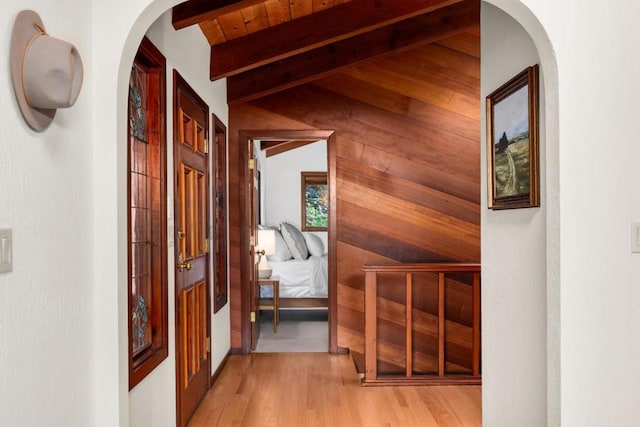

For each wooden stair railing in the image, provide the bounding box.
[362,263,481,386]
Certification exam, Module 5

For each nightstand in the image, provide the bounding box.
[257,276,280,333]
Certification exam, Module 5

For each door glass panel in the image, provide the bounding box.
[178,164,187,259]
[129,63,146,141]
[131,276,150,354]
[180,288,189,387]
[188,286,196,376]
[198,282,207,359]
[196,123,205,153]
[179,164,197,259]
[182,112,195,150]
[197,171,207,255]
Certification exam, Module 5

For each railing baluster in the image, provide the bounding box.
[472,272,481,377]
[438,272,445,377]
[406,273,413,378]
[364,271,378,382]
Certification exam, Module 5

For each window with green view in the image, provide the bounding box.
[301,172,328,231]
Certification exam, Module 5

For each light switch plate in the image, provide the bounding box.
[632,221,640,253]
[0,229,12,273]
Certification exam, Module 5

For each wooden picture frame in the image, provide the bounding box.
[486,64,540,209]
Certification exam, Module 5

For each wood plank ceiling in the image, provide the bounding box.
[172,0,477,84]
[174,0,352,46]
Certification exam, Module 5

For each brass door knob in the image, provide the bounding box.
[177,261,192,272]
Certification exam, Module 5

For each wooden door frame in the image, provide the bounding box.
[249,138,260,351]
[238,129,340,353]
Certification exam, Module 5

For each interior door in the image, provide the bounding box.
[249,140,260,350]
[174,72,210,427]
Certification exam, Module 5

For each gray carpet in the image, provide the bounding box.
[254,309,328,352]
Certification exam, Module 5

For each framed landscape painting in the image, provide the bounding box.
[486,64,540,209]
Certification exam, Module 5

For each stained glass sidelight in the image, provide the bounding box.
[129,61,153,354]
[128,46,166,366]
[128,37,167,390]
[129,63,146,141]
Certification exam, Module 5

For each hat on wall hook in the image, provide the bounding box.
[10,10,84,131]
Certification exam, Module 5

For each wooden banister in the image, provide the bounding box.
[363,263,480,273]
[363,263,481,386]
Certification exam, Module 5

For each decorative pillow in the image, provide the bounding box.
[280,222,309,260]
[304,232,324,257]
[258,225,292,261]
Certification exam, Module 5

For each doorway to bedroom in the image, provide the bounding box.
[240,130,337,354]
[252,137,330,352]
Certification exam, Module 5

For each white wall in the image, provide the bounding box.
[481,4,547,425]
[0,3,95,426]
[483,1,640,425]
[128,10,230,427]
[263,141,328,248]
[550,2,640,426]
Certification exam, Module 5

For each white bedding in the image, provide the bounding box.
[260,254,328,298]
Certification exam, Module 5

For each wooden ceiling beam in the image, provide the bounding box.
[260,140,289,150]
[209,0,466,80]
[172,0,265,30]
[227,0,479,105]
[266,141,318,157]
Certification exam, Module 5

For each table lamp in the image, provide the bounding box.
[256,229,276,279]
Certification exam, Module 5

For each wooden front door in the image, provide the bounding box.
[173,72,210,427]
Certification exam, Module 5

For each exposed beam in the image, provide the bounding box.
[210,0,465,79]
[260,140,289,150]
[172,0,265,30]
[266,141,318,157]
[227,0,479,105]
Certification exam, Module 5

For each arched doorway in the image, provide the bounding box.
[98,1,560,425]
[480,1,559,425]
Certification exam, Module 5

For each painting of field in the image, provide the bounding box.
[492,84,530,198]
[487,65,539,208]
[494,136,530,197]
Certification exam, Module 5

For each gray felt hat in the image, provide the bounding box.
[10,10,83,131]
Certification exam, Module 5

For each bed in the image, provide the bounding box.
[259,254,328,299]
[258,222,329,308]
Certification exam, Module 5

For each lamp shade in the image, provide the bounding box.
[257,229,276,279]
[257,229,276,255]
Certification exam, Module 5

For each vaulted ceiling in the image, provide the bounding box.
[172,0,479,104]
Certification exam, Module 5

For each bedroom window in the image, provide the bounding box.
[128,37,168,389]
[301,172,328,231]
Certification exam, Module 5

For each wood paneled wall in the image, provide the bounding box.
[229,29,480,364]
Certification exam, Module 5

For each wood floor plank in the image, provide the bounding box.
[188,353,481,426]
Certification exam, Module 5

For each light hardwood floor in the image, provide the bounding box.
[187,353,481,426]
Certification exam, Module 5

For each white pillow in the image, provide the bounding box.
[280,222,309,260]
[304,233,324,257]
[258,225,292,261]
